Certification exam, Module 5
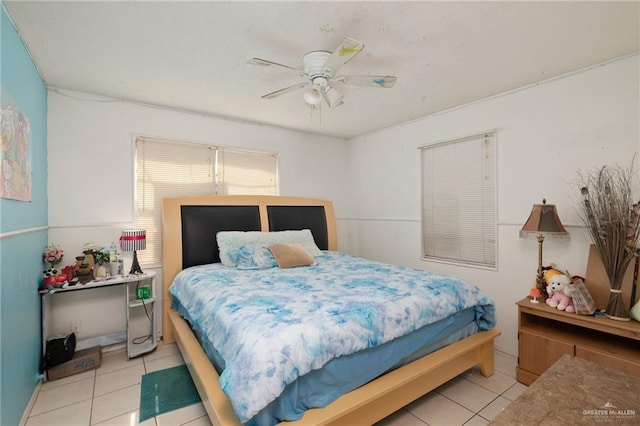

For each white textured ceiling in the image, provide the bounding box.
[4,1,639,139]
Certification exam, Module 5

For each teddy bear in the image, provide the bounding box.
[545,269,575,313]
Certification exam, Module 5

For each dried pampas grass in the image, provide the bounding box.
[578,162,640,321]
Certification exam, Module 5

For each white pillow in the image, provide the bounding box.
[217,229,323,267]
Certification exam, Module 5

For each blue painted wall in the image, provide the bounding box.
[1,6,48,425]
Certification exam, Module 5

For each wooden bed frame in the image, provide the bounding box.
[162,195,500,426]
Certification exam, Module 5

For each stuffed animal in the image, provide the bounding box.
[545,269,575,313]
[43,269,57,287]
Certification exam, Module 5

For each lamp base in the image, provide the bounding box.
[535,234,548,300]
[129,250,143,275]
[536,274,548,301]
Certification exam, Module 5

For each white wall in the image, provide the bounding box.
[47,92,350,344]
[346,55,640,355]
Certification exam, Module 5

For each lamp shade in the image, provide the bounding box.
[519,199,569,241]
[120,229,146,252]
[323,86,344,107]
[303,86,322,105]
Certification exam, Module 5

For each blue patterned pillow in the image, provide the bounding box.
[226,244,277,269]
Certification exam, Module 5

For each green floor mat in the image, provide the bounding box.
[139,364,201,422]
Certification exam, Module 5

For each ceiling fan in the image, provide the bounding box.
[248,37,397,108]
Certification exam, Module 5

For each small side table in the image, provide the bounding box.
[40,272,158,360]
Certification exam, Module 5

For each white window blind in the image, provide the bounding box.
[420,132,496,268]
[135,137,278,266]
[216,148,278,195]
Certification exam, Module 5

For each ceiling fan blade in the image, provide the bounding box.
[332,75,397,88]
[322,37,364,77]
[247,58,307,77]
[261,82,310,99]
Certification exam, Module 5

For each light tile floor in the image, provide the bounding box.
[26,344,526,426]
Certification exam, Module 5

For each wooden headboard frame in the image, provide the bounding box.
[161,195,337,343]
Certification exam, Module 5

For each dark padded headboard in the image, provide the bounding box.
[180,203,331,269]
[267,205,329,250]
[181,205,261,268]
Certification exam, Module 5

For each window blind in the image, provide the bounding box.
[420,132,496,268]
[216,148,278,195]
[135,137,278,266]
[136,138,216,266]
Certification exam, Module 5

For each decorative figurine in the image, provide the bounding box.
[74,256,93,283]
[529,287,541,304]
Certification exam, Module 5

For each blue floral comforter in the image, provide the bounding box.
[169,251,495,423]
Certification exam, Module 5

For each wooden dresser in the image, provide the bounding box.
[516,297,640,385]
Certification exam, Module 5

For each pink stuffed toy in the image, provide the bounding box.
[545,270,575,313]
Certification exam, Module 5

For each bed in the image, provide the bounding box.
[161,195,500,426]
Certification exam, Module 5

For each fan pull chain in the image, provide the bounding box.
[309,104,322,129]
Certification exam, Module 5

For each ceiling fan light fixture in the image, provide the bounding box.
[303,86,322,105]
[303,51,331,76]
[250,37,396,109]
[323,86,344,107]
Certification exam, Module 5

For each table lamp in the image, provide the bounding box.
[520,199,569,299]
[120,229,146,274]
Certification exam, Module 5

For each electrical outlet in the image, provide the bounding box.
[70,319,81,335]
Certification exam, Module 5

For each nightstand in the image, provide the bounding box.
[516,297,640,385]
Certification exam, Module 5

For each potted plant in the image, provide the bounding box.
[43,243,64,270]
[93,249,110,278]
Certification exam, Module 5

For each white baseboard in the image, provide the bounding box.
[76,332,126,350]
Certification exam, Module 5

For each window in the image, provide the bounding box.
[216,148,279,195]
[135,137,278,266]
[420,132,496,268]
